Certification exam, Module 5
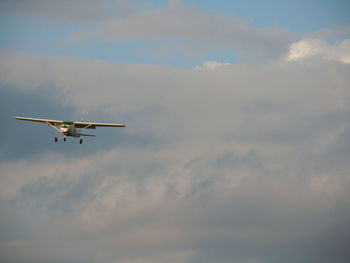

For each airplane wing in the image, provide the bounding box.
[14,116,64,125]
[14,117,126,129]
[73,121,126,129]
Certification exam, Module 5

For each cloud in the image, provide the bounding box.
[1,0,292,59]
[1,53,350,263]
[286,38,350,64]
[0,0,294,62]
[306,26,350,40]
[0,84,83,161]
[91,1,291,58]
[0,0,141,25]
[2,3,350,262]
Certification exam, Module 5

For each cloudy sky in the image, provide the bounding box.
[1,1,350,262]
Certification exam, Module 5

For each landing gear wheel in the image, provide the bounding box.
[54,137,58,142]
[63,137,66,142]
[80,139,83,144]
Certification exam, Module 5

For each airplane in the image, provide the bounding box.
[14,116,126,144]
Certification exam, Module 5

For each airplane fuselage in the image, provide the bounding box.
[59,124,79,137]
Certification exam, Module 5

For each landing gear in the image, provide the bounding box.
[54,137,84,144]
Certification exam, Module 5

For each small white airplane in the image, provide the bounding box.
[14,116,126,144]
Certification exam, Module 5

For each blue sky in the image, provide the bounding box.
[1,1,350,263]
[1,0,349,68]
[187,0,350,30]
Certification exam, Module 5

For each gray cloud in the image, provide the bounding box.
[0,84,76,161]
[93,0,292,61]
[0,53,350,263]
[0,84,134,163]
[1,0,293,61]
[0,0,141,25]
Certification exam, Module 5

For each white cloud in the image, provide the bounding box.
[286,38,350,64]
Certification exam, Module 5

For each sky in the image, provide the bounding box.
[0,1,350,263]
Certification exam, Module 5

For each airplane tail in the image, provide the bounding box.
[79,133,96,137]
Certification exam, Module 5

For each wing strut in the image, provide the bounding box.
[46,121,61,132]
